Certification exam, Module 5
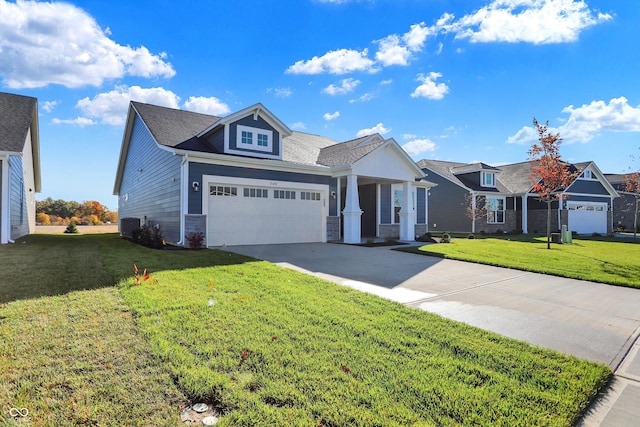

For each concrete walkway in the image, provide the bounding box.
[226,242,640,426]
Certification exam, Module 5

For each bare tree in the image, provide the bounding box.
[465,193,487,234]
[528,119,578,249]
[625,171,640,240]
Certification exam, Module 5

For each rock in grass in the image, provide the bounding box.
[202,416,218,425]
[192,403,209,413]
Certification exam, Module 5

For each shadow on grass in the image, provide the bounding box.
[0,233,255,304]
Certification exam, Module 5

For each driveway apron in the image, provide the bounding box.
[225,242,640,426]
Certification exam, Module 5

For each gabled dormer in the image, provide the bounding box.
[450,162,500,189]
[197,103,292,160]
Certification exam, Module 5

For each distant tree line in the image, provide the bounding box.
[36,198,118,226]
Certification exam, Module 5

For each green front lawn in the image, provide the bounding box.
[1,234,611,426]
[399,235,640,288]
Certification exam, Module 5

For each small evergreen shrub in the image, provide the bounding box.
[496,229,504,235]
[130,224,165,249]
[64,222,78,234]
[440,232,451,243]
[467,233,475,239]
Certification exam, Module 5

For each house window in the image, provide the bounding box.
[274,190,296,199]
[243,188,268,198]
[581,170,594,179]
[481,172,496,188]
[487,197,505,224]
[210,186,238,196]
[301,191,320,201]
[236,125,273,152]
[241,131,253,145]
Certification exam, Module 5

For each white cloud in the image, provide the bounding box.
[411,72,449,100]
[375,34,411,66]
[380,79,394,86]
[73,85,180,126]
[41,100,59,113]
[507,125,538,145]
[0,0,175,88]
[51,117,96,127]
[403,22,430,51]
[322,78,360,95]
[402,138,437,156]
[323,111,340,121]
[349,93,375,103]
[356,123,390,137]
[183,96,230,116]
[286,48,376,75]
[402,133,417,140]
[290,121,307,130]
[450,0,612,44]
[507,97,640,145]
[268,87,293,98]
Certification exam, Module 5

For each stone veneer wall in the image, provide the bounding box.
[415,224,428,238]
[378,224,399,239]
[477,210,518,234]
[326,216,340,241]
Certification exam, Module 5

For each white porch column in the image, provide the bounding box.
[342,174,362,244]
[522,195,528,233]
[399,181,416,241]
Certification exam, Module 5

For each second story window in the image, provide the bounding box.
[236,125,273,152]
[481,171,496,187]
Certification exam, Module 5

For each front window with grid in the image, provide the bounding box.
[236,125,273,152]
[487,197,505,224]
[210,186,237,196]
[243,188,268,198]
[301,191,320,201]
[274,190,296,199]
[481,172,496,187]
[241,131,253,145]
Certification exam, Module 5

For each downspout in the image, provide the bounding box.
[176,153,189,245]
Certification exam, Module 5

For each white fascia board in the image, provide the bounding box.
[197,103,292,138]
[173,150,332,176]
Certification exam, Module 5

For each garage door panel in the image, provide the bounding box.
[567,202,607,234]
[206,180,326,246]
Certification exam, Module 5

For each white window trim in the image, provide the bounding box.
[481,171,496,188]
[236,125,273,153]
[486,196,505,224]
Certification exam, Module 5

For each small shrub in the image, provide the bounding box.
[479,230,486,236]
[592,232,602,237]
[64,222,78,234]
[467,233,475,239]
[130,224,165,249]
[186,232,205,249]
[440,233,451,243]
[496,229,504,235]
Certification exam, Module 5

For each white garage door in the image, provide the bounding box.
[567,202,607,234]
[204,176,327,246]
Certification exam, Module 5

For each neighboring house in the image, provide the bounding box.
[606,174,639,232]
[419,159,618,235]
[113,102,435,246]
[0,92,41,244]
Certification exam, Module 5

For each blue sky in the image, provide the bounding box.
[1,0,638,210]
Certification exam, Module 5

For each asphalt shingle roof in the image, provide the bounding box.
[317,134,387,167]
[0,92,37,152]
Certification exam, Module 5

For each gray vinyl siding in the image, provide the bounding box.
[567,179,610,195]
[206,127,225,153]
[0,159,3,235]
[379,184,392,224]
[228,115,280,157]
[423,169,472,232]
[188,162,337,215]
[9,155,28,240]
[416,187,426,224]
[456,172,480,189]
[613,193,639,231]
[118,114,182,242]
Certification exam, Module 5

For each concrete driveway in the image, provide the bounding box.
[226,242,640,426]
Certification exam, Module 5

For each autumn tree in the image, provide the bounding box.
[528,119,578,249]
[625,171,640,240]
[465,193,487,233]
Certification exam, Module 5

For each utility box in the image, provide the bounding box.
[551,233,562,244]
[120,217,140,238]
